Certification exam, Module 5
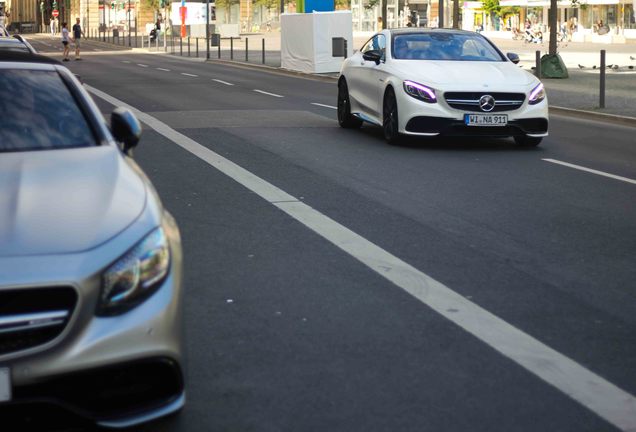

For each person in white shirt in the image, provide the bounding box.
[50,16,56,36]
[61,22,70,61]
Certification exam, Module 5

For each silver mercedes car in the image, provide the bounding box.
[0,52,184,428]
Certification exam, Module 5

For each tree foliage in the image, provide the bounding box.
[253,0,278,9]
[143,0,159,11]
[481,0,501,16]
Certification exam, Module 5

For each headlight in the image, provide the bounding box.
[403,80,437,103]
[97,227,170,316]
[528,83,546,105]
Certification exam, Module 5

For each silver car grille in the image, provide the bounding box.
[444,92,526,112]
[0,287,77,356]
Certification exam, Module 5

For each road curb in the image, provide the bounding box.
[549,106,636,127]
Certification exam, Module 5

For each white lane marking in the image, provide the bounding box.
[181,72,198,77]
[156,68,171,72]
[137,63,149,68]
[311,103,337,110]
[92,48,100,51]
[212,79,234,86]
[543,159,636,185]
[253,89,284,98]
[85,84,636,432]
[121,60,131,63]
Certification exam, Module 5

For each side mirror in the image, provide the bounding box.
[507,52,520,64]
[111,107,142,155]
[362,49,383,65]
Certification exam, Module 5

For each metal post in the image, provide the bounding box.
[344,39,348,58]
[188,37,191,56]
[206,0,210,60]
[262,38,265,64]
[600,49,606,108]
[218,37,221,58]
[439,0,444,28]
[127,0,131,46]
[535,50,541,78]
[196,38,199,57]
[180,38,183,56]
[230,37,234,60]
[245,37,248,62]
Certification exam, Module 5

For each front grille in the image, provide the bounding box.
[444,92,526,112]
[0,287,77,356]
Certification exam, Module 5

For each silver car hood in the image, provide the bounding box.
[391,60,536,87]
[0,145,146,257]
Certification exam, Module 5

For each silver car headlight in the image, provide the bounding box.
[528,83,546,105]
[403,80,437,103]
[97,227,170,316]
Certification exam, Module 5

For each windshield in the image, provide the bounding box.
[0,69,96,152]
[392,32,504,61]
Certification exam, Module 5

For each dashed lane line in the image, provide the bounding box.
[137,63,149,67]
[181,72,198,77]
[543,158,636,185]
[121,60,131,63]
[311,103,337,110]
[253,89,284,98]
[86,83,636,432]
[157,68,171,72]
[212,79,234,86]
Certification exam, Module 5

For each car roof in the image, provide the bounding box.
[0,50,62,65]
[390,28,477,36]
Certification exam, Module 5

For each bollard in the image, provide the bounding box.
[600,49,606,108]
[218,38,221,59]
[196,38,199,57]
[180,38,183,56]
[535,50,541,78]
[262,38,265,64]
[230,37,234,60]
[245,37,249,62]
[188,37,191,57]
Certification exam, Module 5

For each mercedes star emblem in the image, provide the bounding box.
[479,95,496,112]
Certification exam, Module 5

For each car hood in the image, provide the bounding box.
[0,146,146,257]
[391,60,536,88]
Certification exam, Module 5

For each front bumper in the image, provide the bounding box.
[396,84,549,138]
[0,215,185,428]
[1,357,184,428]
[404,116,549,137]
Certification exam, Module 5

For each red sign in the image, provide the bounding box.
[52,9,59,17]
[98,4,104,8]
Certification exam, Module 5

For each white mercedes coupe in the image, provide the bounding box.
[338,28,548,146]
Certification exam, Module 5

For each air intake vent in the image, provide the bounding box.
[0,287,77,356]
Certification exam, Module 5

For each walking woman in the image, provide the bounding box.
[61,22,70,61]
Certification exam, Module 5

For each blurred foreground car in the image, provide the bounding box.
[338,28,548,146]
[0,52,184,428]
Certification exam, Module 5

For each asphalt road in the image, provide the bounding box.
[25,39,636,431]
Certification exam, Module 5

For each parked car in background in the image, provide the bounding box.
[0,51,185,428]
[338,28,549,146]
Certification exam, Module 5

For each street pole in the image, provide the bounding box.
[206,0,210,59]
[128,0,131,46]
[164,3,167,51]
[438,0,443,28]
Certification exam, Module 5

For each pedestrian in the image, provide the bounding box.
[50,16,56,37]
[72,17,84,60]
[61,22,70,61]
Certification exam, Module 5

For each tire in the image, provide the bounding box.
[383,87,401,145]
[337,79,362,129]
[514,136,542,147]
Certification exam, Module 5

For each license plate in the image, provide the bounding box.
[465,114,508,126]
[0,368,10,402]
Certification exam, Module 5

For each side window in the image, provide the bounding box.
[362,35,386,54]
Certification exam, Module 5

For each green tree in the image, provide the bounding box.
[143,0,159,11]
[481,0,500,30]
